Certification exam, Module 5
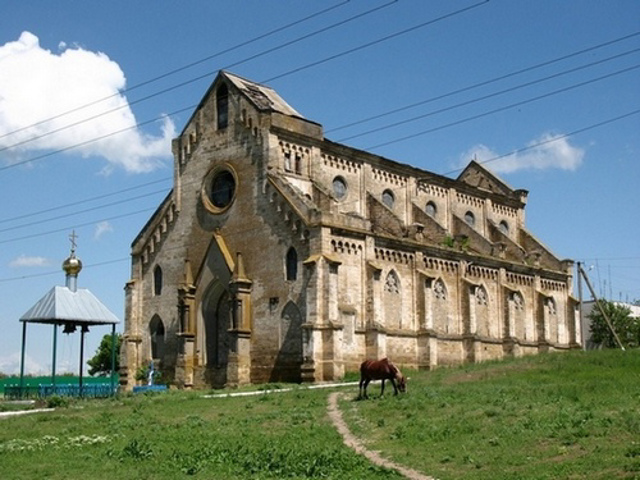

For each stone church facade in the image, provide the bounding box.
[120,71,581,389]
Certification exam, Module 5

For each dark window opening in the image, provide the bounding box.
[216,84,229,130]
[286,247,298,281]
[153,265,163,296]
[210,170,236,209]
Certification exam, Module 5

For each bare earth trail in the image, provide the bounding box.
[327,392,436,480]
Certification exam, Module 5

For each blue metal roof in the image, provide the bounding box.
[20,285,119,325]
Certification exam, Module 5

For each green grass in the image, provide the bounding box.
[1,350,638,479]
[341,349,640,479]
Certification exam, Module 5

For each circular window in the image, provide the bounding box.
[464,211,475,227]
[332,176,347,200]
[382,189,395,209]
[425,201,437,218]
[202,164,237,213]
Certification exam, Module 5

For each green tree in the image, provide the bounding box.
[589,301,640,349]
[87,333,122,376]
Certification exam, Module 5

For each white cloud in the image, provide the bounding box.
[0,352,48,375]
[9,254,51,268]
[94,220,113,239]
[0,31,176,173]
[459,133,585,174]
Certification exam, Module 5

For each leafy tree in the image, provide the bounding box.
[87,333,122,376]
[589,301,640,349]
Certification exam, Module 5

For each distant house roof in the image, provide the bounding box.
[20,285,119,326]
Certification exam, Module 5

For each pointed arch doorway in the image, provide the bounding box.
[201,280,232,387]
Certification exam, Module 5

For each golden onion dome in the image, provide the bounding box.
[62,254,83,276]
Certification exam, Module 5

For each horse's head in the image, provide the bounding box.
[394,370,407,393]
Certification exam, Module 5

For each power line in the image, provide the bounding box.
[0,177,171,225]
[336,47,640,142]
[0,1,352,144]
[439,107,640,176]
[365,63,640,151]
[0,1,485,172]
[263,0,490,83]
[0,1,396,154]
[327,30,640,134]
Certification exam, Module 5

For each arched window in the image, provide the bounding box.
[384,270,400,294]
[426,201,437,218]
[153,265,163,296]
[286,247,298,281]
[499,220,509,234]
[433,278,447,300]
[216,83,229,130]
[332,176,347,200]
[464,211,476,227]
[149,316,165,360]
[382,189,395,209]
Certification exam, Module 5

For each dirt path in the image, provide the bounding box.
[327,392,436,480]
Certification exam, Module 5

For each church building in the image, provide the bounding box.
[120,71,580,389]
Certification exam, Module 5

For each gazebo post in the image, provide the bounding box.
[110,324,116,395]
[19,321,27,398]
[79,326,86,397]
[51,323,58,393]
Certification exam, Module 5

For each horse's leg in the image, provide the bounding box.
[380,378,385,396]
[363,378,371,399]
[390,377,398,395]
[358,377,363,399]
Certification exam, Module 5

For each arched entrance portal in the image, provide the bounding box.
[202,281,232,387]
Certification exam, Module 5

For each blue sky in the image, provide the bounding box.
[1,1,638,374]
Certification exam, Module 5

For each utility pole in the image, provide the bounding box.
[577,262,625,351]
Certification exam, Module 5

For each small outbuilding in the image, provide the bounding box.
[9,234,120,398]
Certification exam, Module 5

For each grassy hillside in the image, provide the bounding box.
[0,350,638,479]
[342,349,640,479]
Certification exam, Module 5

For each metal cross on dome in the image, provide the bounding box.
[69,230,78,254]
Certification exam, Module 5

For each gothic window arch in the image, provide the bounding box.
[332,176,347,200]
[499,220,509,234]
[512,291,524,311]
[384,270,400,294]
[433,278,447,300]
[465,211,476,227]
[149,315,165,360]
[216,83,229,130]
[286,247,298,281]
[426,201,437,218]
[382,189,395,209]
[153,265,163,296]
[475,285,488,306]
[547,297,557,315]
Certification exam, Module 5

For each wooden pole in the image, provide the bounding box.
[578,263,625,351]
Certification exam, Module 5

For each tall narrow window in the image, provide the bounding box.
[382,189,395,209]
[149,316,165,360]
[286,247,298,281]
[153,265,163,296]
[216,83,229,130]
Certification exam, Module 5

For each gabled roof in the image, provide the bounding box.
[20,285,119,325]
[222,71,303,118]
[457,160,515,197]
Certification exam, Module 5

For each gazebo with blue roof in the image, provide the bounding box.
[9,232,120,398]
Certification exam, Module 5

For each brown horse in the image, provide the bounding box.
[358,358,406,399]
